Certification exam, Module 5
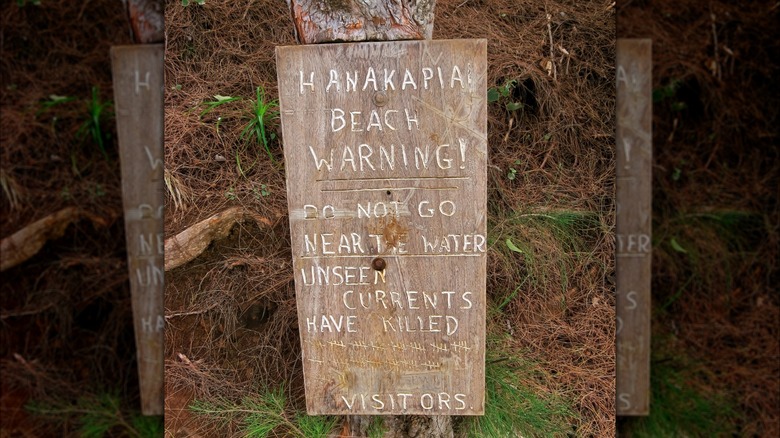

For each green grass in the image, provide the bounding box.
[491,209,604,309]
[241,85,280,165]
[191,86,279,176]
[655,210,766,308]
[461,336,577,437]
[36,93,75,117]
[624,343,740,437]
[25,390,162,438]
[189,385,338,438]
[295,412,340,438]
[477,208,603,435]
[198,94,240,118]
[76,86,113,162]
[366,416,386,438]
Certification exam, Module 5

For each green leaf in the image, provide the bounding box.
[670,237,687,253]
[487,88,500,103]
[652,88,664,103]
[213,95,236,102]
[505,101,523,111]
[506,238,523,253]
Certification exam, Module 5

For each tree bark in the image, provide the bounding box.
[284,2,452,437]
[286,0,436,44]
[125,0,164,44]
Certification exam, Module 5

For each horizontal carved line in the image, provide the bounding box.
[317,176,469,182]
[299,253,482,259]
[320,186,458,193]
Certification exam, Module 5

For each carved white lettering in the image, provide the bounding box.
[339,392,468,412]
[134,70,150,95]
[626,291,638,310]
[310,64,473,94]
[421,234,486,253]
[299,71,315,94]
[303,233,365,255]
[381,315,459,335]
[305,314,357,333]
[417,200,457,218]
[617,234,651,253]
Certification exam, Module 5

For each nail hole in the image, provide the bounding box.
[371,257,386,271]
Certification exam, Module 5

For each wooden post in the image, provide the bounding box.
[110,45,165,416]
[616,39,652,416]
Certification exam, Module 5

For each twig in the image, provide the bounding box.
[1,303,54,320]
[165,301,222,319]
[710,4,721,81]
[546,7,557,81]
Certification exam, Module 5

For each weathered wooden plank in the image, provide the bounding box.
[616,38,652,416]
[286,0,436,44]
[110,45,165,416]
[277,39,487,416]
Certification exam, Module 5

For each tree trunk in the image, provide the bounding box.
[285,2,452,437]
[286,0,436,44]
[124,0,164,43]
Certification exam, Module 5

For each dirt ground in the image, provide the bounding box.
[0,0,777,437]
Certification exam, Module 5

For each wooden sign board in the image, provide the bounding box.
[110,45,165,416]
[277,39,487,416]
[616,39,652,416]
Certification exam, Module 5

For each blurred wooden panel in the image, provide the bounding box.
[616,38,652,416]
[110,44,164,416]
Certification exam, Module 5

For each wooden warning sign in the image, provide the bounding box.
[616,39,652,416]
[277,39,487,415]
[110,45,165,416]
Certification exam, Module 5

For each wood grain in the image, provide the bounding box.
[0,208,107,272]
[110,44,165,416]
[286,0,436,44]
[616,38,652,416]
[164,207,272,272]
[126,0,164,44]
[277,39,487,415]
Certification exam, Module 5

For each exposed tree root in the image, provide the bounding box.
[164,207,273,271]
[0,207,108,272]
